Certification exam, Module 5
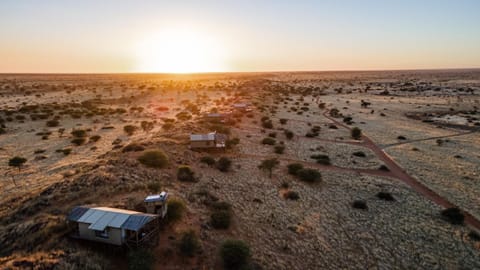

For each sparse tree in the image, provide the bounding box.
[258,158,279,178]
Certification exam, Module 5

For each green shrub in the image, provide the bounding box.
[177,166,196,182]
[441,207,464,225]
[351,127,362,140]
[71,137,86,146]
[128,249,153,270]
[296,168,322,183]
[200,156,216,166]
[262,120,273,129]
[220,240,251,269]
[284,130,294,140]
[352,200,368,210]
[261,137,276,145]
[8,156,27,170]
[124,125,137,135]
[166,198,186,223]
[147,181,161,193]
[123,143,145,152]
[71,129,87,137]
[279,118,287,125]
[226,138,240,149]
[179,229,200,257]
[287,163,304,175]
[211,210,232,229]
[46,119,59,127]
[352,151,366,157]
[310,154,331,165]
[138,150,169,168]
[216,157,232,172]
[89,135,101,142]
[274,145,285,154]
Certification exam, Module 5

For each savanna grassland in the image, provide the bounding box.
[1,70,480,270]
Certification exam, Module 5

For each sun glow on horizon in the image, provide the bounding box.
[134,26,229,73]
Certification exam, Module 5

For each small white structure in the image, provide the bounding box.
[144,191,169,218]
[232,103,252,112]
[190,131,227,149]
[68,206,159,247]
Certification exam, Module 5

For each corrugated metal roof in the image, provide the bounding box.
[68,206,158,232]
[122,214,157,231]
[68,206,89,222]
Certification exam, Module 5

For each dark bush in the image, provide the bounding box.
[71,137,86,146]
[441,207,464,225]
[200,156,216,166]
[46,119,59,127]
[378,165,390,171]
[274,145,285,154]
[179,230,200,257]
[262,120,273,129]
[211,210,232,229]
[177,166,196,182]
[284,130,294,140]
[376,191,395,201]
[397,135,407,140]
[89,135,101,142]
[138,150,169,168]
[296,168,322,183]
[352,151,366,157]
[287,163,304,175]
[8,156,27,170]
[220,240,251,269]
[124,125,137,135]
[216,157,232,172]
[279,118,287,125]
[122,143,145,152]
[310,154,331,165]
[71,129,87,137]
[351,127,362,140]
[128,249,153,270]
[166,198,186,223]
[261,137,276,145]
[352,200,368,210]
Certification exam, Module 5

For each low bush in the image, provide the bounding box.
[166,198,186,223]
[352,151,366,157]
[220,240,251,269]
[351,127,362,140]
[89,135,101,142]
[177,166,196,182]
[376,191,395,201]
[124,125,137,135]
[138,150,169,168]
[279,118,287,125]
[287,163,304,175]
[179,230,200,257]
[200,156,216,166]
[71,129,87,138]
[310,154,331,165]
[122,143,145,152]
[216,157,232,172]
[284,130,294,140]
[147,181,161,193]
[211,210,232,229]
[71,137,86,146]
[46,119,59,127]
[441,207,464,225]
[378,165,390,171]
[296,168,322,182]
[274,145,285,154]
[128,249,153,270]
[261,137,276,145]
[352,200,368,210]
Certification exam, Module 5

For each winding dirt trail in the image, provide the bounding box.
[320,110,480,231]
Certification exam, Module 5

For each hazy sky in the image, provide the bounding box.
[1,0,479,73]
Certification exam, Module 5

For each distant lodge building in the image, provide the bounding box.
[144,192,169,218]
[68,206,159,247]
[232,103,252,112]
[190,131,227,149]
[204,112,231,122]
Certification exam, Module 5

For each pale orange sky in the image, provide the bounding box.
[1,0,479,73]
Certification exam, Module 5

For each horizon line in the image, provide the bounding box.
[1,67,480,76]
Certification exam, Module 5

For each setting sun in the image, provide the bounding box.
[134,26,229,73]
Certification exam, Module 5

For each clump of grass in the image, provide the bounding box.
[287,163,304,175]
[138,150,169,168]
[216,157,232,172]
[352,200,368,210]
[261,137,276,145]
[376,191,395,201]
[177,166,196,182]
[166,198,186,223]
[284,190,300,200]
[200,156,216,166]
[296,168,322,183]
[441,207,464,225]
